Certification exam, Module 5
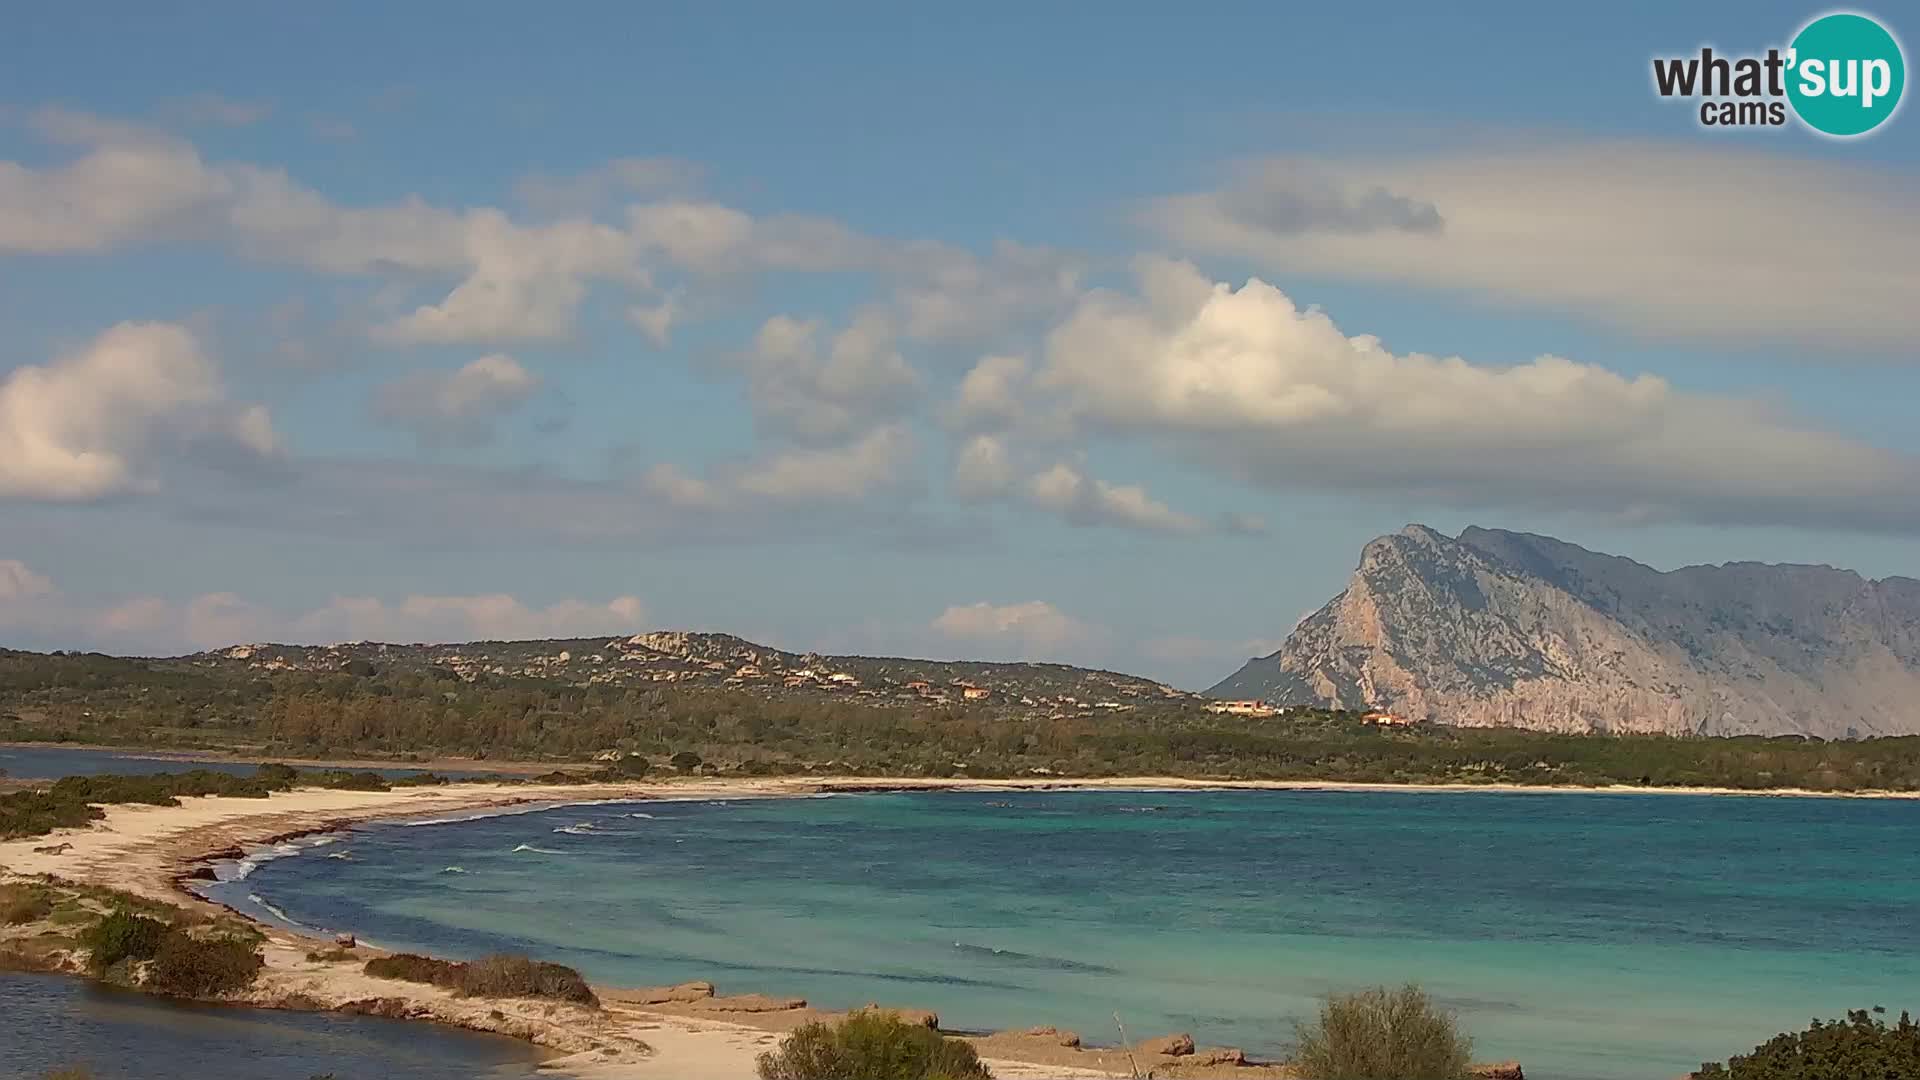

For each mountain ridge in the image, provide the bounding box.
[1210,525,1920,738]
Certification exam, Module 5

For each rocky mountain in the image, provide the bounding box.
[195,631,1195,711]
[1210,525,1920,737]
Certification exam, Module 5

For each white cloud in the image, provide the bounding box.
[931,600,1101,659]
[1033,259,1920,533]
[1142,142,1920,350]
[892,239,1084,344]
[946,431,1215,536]
[1,112,1090,353]
[1024,462,1204,534]
[0,559,55,600]
[0,558,646,652]
[737,311,922,442]
[733,424,916,503]
[371,355,542,445]
[0,322,278,501]
[947,354,1030,432]
[952,434,1015,502]
[627,291,682,347]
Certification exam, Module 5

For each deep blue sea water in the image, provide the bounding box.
[221,788,1920,1080]
[0,972,549,1080]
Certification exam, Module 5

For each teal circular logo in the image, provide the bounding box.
[1787,12,1905,136]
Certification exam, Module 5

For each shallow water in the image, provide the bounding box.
[233,788,1920,1080]
[0,972,549,1080]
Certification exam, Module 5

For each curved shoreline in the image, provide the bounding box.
[7,773,1905,1076]
[0,778,1173,1079]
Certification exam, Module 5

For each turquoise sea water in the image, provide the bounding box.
[228,789,1920,1080]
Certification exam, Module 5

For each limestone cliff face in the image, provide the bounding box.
[1210,525,1920,737]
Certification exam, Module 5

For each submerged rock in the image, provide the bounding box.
[618,980,716,1005]
[693,992,805,1013]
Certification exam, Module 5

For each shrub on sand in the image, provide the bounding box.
[757,1008,991,1080]
[1292,984,1473,1080]
[146,934,262,997]
[364,951,597,1006]
[461,954,598,1005]
[80,910,169,975]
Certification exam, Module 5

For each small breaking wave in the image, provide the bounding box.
[246,893,309,931]
[511,843,563,855]
[440,866,467,874]
[552,822,599,835]
[226,841,305,882]
[951,941,1119,974]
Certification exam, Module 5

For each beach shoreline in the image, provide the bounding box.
[0,777,1184,1079]
[2,772,1885,1076]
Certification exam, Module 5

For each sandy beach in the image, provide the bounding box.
[3,771,1899,1077]
[0,776,1256,1079]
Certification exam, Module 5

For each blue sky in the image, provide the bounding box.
[2,3,1917,687]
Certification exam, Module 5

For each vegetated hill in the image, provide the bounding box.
[1210,525,1920,738]
[189,630,1195,708]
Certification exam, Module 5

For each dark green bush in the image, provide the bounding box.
[365,951,596,1005]
[1292,984,1473,1080]
[604,755,651,778]
[670,751,703,771]
[462,954,598,1005]
[1696,1008,1920,1079]
[757,1009,990,1080]
[391,771,450,786]
[255,762,299,785]
[310,770,390,792]
[81,910,169,974]
[364,952,466,988]
[147,933,262,997]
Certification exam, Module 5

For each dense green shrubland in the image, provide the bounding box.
[5,647,1920,792]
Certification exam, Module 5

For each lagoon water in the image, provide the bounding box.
[0,972,549,1080]
[230,789,1919,1080]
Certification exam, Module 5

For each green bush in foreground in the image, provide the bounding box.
[1696,1008,1920,1079]
[757,1009,990,1080]
[80,910,169,975]
[364,952,597,1006]
[147,934,262,997]
[1293,984,1473,1080]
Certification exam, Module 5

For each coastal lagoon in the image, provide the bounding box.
[225,789,1920,1080]
[0,972,549,1080]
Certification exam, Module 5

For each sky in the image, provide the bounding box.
[2,2,1917,688]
